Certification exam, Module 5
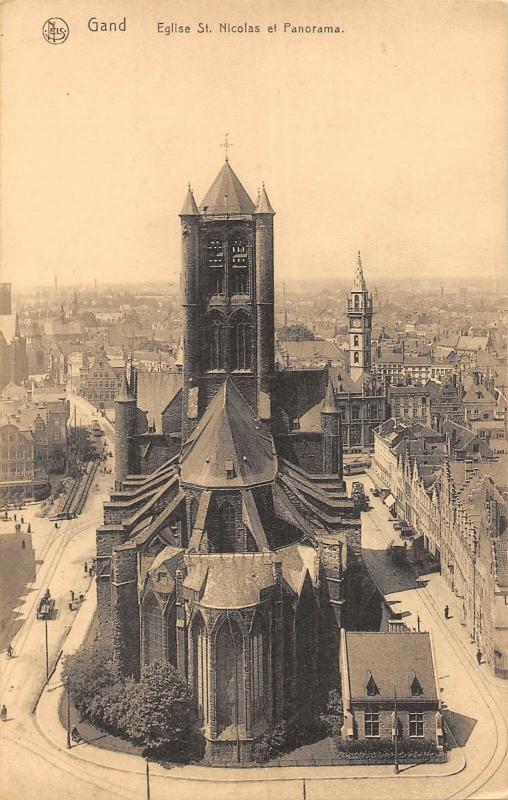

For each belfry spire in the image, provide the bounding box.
[352,250,367,292]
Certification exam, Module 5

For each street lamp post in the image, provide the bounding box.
[145,757,151,800]
[472,532,478,643]
[66,680,71,749]
[394,685,399,774]
[45,615,49,681]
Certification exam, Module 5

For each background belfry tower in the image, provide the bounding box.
[347,251,373,383]
[180,150,275,440]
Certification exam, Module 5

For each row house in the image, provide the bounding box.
[384,446,508,678]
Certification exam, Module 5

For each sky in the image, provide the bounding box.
[0,0,506,290]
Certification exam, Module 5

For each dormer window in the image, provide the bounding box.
[366,674,379,696]
[225,460,236,480]
[410,675,423,696]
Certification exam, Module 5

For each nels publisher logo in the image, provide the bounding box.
[42,18,69,44]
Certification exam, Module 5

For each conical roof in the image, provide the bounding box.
[321,374,337,414]
[116,374,134,402]
[200,161,256,215]
[255,184,275,215]
[180,379,277,489]
[180,185,200,216]
[352,250,367,292]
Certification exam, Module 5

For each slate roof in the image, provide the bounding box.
[344,631,438,701]
[352,251,367,292]
[183,543,318,610]
[179,379,277,489]
[135,371,182,432]
[200,161,256,215]
[255,185,275,215]
[0,314,19,344]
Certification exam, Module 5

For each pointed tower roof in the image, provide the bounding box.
[200,161,256,215]
[255,184,275,215]
[180,184,200,216]
[180,379,277,488]
[116,373,135,403]
[321,374,337,414]
[352,250,367,292]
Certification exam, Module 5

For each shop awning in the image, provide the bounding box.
[383,493,396,508]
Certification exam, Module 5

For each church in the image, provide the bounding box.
[95,157,366,762]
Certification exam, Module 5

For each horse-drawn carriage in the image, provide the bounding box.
[36,593,55,620]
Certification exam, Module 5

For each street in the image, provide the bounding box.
[0,424,506,800]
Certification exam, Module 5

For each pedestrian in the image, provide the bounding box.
[6,644,13,658]
[444,605,449,619]
[13,514,16,522]
[1,705,7,722]
[20,516,24,524]
[79,593,84,603]
[70,590,75,601]
[71,725,80,743]
[21,539,25,550]
[476,649,482,665]
[84,561,88,573]
[27,523,31,533]
[54,522,58,530]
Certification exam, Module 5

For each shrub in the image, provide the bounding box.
[63,644,197,758]
[62,639,117,726]
[118,661,194,756]
[320,689,344,738]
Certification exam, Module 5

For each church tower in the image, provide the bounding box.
[180,152,275,440]
[347,251,373,383]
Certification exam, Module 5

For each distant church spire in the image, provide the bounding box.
[348,251,373,383]
[352,250,367,292]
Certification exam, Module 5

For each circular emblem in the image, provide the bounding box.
[42,18,69,44]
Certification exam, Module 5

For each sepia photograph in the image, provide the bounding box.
[0,1,506,798]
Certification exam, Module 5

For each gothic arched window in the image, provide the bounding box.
[231,314,253,371]
[209,315,226,371]
[230,235,248,294]
[192,614,209,724]
[208,500,237,552]
[143,593,163,665]
[216,617,244,735]
[354,295,360,309]
[207,235,225,295]
[166,602,177,668]
[353,352,359,364]
[251,614,266,724]
[353,335,359,347]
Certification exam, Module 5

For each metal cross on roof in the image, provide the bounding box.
[221,133,233,162]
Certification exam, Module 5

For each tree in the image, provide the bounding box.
[62,639,117,724]
[278,324,315,342]
[119,661,194,755]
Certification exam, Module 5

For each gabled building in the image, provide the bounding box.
[340,629,444,748]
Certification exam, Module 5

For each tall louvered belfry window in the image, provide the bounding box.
[207,236,225,295]
[231,313,253,371]
[209,315,226,370]
[230,236,248,294]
